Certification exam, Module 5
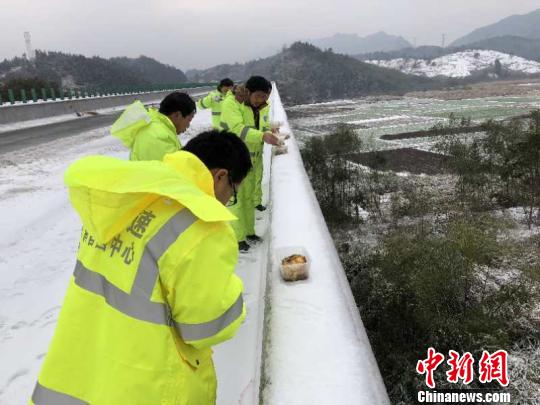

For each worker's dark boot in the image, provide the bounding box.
[238,241,250,252]
[247,234,263,243]
[255,204,266,212]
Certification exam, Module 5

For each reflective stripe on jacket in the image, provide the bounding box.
[220,95,267,151]
[31,151,245,405]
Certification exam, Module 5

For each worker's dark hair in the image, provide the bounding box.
[159,92,196,117]
[218,78,234,91]
[245,76,272,94]
[183,130,252,183]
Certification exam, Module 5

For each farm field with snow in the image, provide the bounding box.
[287,94,540,151]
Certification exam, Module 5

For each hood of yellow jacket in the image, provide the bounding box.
[65,151,236,243]
[111,103,175,148]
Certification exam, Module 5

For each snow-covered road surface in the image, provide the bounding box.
[0,108,271,405]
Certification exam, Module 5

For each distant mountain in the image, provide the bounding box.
[307,32,412,55]
[187,42,435,105]
[366,50,540,78]
[186,62,248,84]
[463,36,540,62]
[0,51,187,90]
[356,36,540,63]
[111,56,187,84]
[451,9,540,47]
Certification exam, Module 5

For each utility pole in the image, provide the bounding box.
[24,31,36,62]
[441,33,446,48]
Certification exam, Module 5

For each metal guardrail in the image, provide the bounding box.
[0,83,216,106]
[0,85,214,125]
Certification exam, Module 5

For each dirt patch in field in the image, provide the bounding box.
[406,78,540,100]
[347,148,449,175]
[285,106,356,119]
[380,125,484,140]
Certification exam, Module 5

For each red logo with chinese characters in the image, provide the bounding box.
[447,350,475,385]
[416,347,445,389]
[478,350,509,387]
[417,349,509,388]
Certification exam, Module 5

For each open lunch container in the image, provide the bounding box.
[274,246,310,282]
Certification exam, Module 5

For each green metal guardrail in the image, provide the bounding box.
[0,82,216,105]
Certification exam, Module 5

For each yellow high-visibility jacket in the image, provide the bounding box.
[219,94,268,152]
[197,90,229,129]
[111,101,181,161]
[31,151,245,405]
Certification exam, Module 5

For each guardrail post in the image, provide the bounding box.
[21,89,27,103]
[41,88,47,101]
[69,89,75,99]
[50,88,56,100]
[31,88,38,102]
[8,89,15,104]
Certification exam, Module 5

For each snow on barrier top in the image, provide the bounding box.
[262,84,390,404]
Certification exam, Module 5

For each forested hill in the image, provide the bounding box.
[451,8,540,47]
[187,42,435,104]
[0,51,188,91]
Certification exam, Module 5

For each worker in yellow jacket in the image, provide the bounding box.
[31,130,252,405]
[197,78,234,129]
[253,102,271,211]
[111,92,196,161]
[220,76,278,252]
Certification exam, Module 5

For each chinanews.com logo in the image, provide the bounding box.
[416,348,512,403]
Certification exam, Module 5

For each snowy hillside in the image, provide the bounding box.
[366,50,540,78]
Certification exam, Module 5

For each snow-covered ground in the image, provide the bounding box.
[289,95,540,153]
[367,49,540,78]
[0,110,119,134]
[0,125,128,404]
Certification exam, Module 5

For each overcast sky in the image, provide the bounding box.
[1,0,539,70]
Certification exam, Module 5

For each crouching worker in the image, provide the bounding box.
[30,130,252,405]
[111,91,196,161]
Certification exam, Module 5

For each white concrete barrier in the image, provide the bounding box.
[261,84,390,404]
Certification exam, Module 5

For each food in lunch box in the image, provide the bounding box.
[282,254,307,265]
[280,254,308,281]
